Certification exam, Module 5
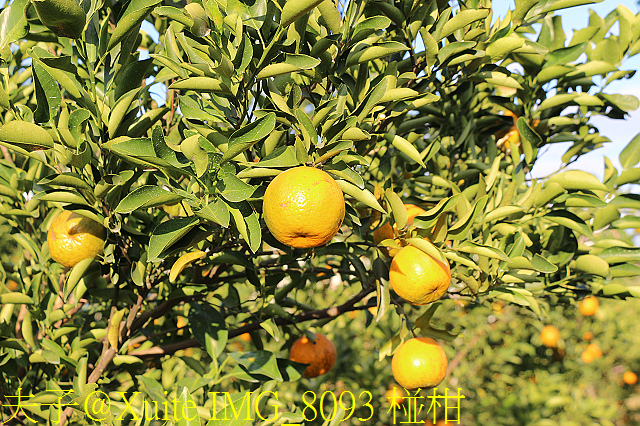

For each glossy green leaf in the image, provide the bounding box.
[115,186,184,213]
[148,217,200,262]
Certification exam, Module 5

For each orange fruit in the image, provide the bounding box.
[263,167,345,248]
[578,296,599,316]
[47,211,106,268]
[582,331,593,342]
[623,371,638,385]
[581,350,594,364]
[6,280,18,291]
[540,325,560,348]
[385,383,406,407]
[239,332,252,342]
[373,204,425,257]
[289,333,337,378]
[392,337,447,390]
[425,420,461,425]
[389,246,451,305]
[586,343,603,359]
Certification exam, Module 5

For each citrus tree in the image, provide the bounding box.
[1,0,640,424]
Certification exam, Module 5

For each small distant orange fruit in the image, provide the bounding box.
[47,211,107,268]
[385,384,406,407]
[392,337,447,390]
[582,331,593,342]
[586,343,603,359]
[579,296,599,316]
[581,350,594,364]
[239,332,252,342]
[263,167,345,248]
[373,204,425,258]
[289,333,337,378]
[540,325,560,348]
[623,371,638,385]
[389,246,451,305]
[6,280,18,291]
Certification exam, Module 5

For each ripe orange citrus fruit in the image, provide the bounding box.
[385,383,406,407]
[373,204,425,257]
[289,333,337,378]
[47,211,106,268]
[578,296,599,316]
[623,371,638,385]
[582,331,593,342]
[540,325,560,348]
[581,350,594,364]
[392,337,447,390]
[389,246,451,305]
[239,332,252,342]
[586,343,603,359]
[263,167,345,248]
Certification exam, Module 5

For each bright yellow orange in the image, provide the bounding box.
[425,420,461,425]
[385,384,406,407]
[6,280,18,291]
[540,325,560,348]
[586,343,603,359]
[392,337,447,390]
[581,350,594,364]
[263,167,345,248]
[389,246,451,305]
[373,204,425,257]
[47,211,106,268]
[624,371,638,385]
[579,296,599,316]
[289,333,337,378]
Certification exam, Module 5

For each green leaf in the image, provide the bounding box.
[384,134,425,166]
[458,241,509,262]
[548,170,607,191]
[619,132,640,169]
[0,0,29,50]
[486,36,525,61]
[385,189,407,229]
[281,0,324,27]
[543,210,593,237]
[196,199,230,227]
[33,63,61,124]
[106,0,161,54]
[218,173,256,202]
[335,180,385,213]
[38,172,91,191]
[228,351,283,381]
[345,41,409,67]
[256,54,321,79]
[406,238,447,264]
[413,195,460,229]
[448,196,488,240]
[189,302,228,359]
[440,8,490,39]
[223,113,276,162]
[257,146,299,167]
[115,186,184,213]
[227,200,261,253]
[148,217,200,262]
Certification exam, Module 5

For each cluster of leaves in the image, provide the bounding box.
[0,0,640,424]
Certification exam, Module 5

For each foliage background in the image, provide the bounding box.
[0,0,640,424]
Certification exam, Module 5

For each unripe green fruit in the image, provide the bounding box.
[32,0,86,39]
